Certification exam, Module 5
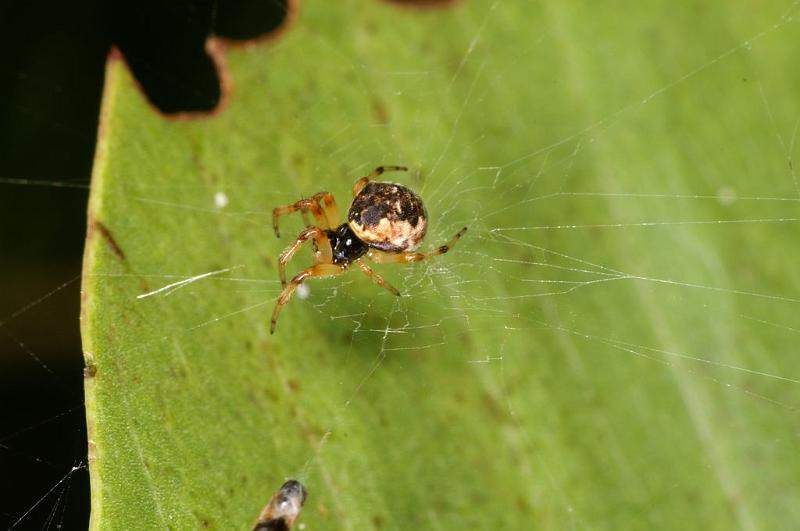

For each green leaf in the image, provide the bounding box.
[82,1,800,528]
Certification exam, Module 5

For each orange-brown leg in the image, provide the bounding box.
[278,227,332,288]
[270,263,346,334]
[310,191,341,228]
[356,260,400,296]
[273,196,331,237]
[352,165,408,197]
[367,227,467,264]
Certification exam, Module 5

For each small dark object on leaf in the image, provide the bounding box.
[252,479,307,531]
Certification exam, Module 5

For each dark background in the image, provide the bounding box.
[0,1,290,527]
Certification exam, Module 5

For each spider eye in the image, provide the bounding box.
[345,238,352,245]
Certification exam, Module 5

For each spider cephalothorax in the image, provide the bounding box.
[270,166,467,334]
[325,223,367,265]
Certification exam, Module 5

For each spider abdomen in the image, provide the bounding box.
[347,181,428,253]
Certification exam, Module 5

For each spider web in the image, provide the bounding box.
[4,0,800,528]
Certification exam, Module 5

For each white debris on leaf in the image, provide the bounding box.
[214,191,229,209]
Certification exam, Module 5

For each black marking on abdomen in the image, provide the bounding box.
[348,181,425,229]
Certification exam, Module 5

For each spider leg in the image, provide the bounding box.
[356,260,400,296]
[273,194,333,237]
[310,191,341,228]
[352,165,408,197]
[278,227,332,288]
[367,227,467,264]
[270,263,346,334]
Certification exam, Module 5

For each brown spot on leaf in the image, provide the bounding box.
[371,98,390,124]
[481,392,504,420]
[92,220,126,261]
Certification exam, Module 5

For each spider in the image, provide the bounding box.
[270,165,467,334]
